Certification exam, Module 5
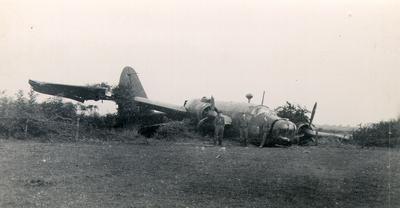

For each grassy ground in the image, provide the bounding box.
[0,139,398,208]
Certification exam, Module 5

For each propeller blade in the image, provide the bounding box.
[304,128,317,137]
[210,96,215,111]
[197,117,209,129]
[309,102,317,125]
[207,110,217,117]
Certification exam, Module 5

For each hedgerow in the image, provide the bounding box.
[352,119,400,147]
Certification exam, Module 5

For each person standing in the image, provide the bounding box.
[214,112,225,146]
[239,113,250,146]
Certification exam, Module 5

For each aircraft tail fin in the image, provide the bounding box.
[118,66,147,98]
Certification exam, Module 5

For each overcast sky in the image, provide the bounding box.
[1,0,399,125]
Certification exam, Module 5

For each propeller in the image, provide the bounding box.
[309,102,317,126]
[197,96,232,132]
[297,102,318,145]
[197,96,218,130]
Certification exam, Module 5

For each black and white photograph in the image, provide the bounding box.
[0,0,399,207]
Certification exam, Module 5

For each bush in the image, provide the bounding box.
[111,128,142,141]
[0,89,149,141]
[112,85,139,126]
[154,120,197,141]
[353,119,400,147]
[78,127,144,142]
[275,101,310,125]
[40,97,77,119]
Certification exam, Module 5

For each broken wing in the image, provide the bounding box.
[29,80,112,102]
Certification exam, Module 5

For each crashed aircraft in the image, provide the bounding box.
[29,66,343,146]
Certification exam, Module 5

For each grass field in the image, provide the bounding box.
[0,139,398,208]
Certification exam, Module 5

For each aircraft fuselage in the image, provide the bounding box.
[184,98,297,145]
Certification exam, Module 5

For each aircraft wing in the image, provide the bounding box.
[318,131,351,140]
[29,80,112,102]
[134,97,188,119]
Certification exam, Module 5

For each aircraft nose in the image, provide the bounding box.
[273,120,297,143]
[276,120,296,130]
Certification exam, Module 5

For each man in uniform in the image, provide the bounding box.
[213,112,225,146]
[238,112,250,146]
[259,116,270,148]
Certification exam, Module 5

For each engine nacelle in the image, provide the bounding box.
[184,98,216,121]
[297,123,310,134]
[297,123,317,145]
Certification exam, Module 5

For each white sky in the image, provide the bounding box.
[0,0,399,125]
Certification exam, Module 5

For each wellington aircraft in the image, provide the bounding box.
[29,66,340,146]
